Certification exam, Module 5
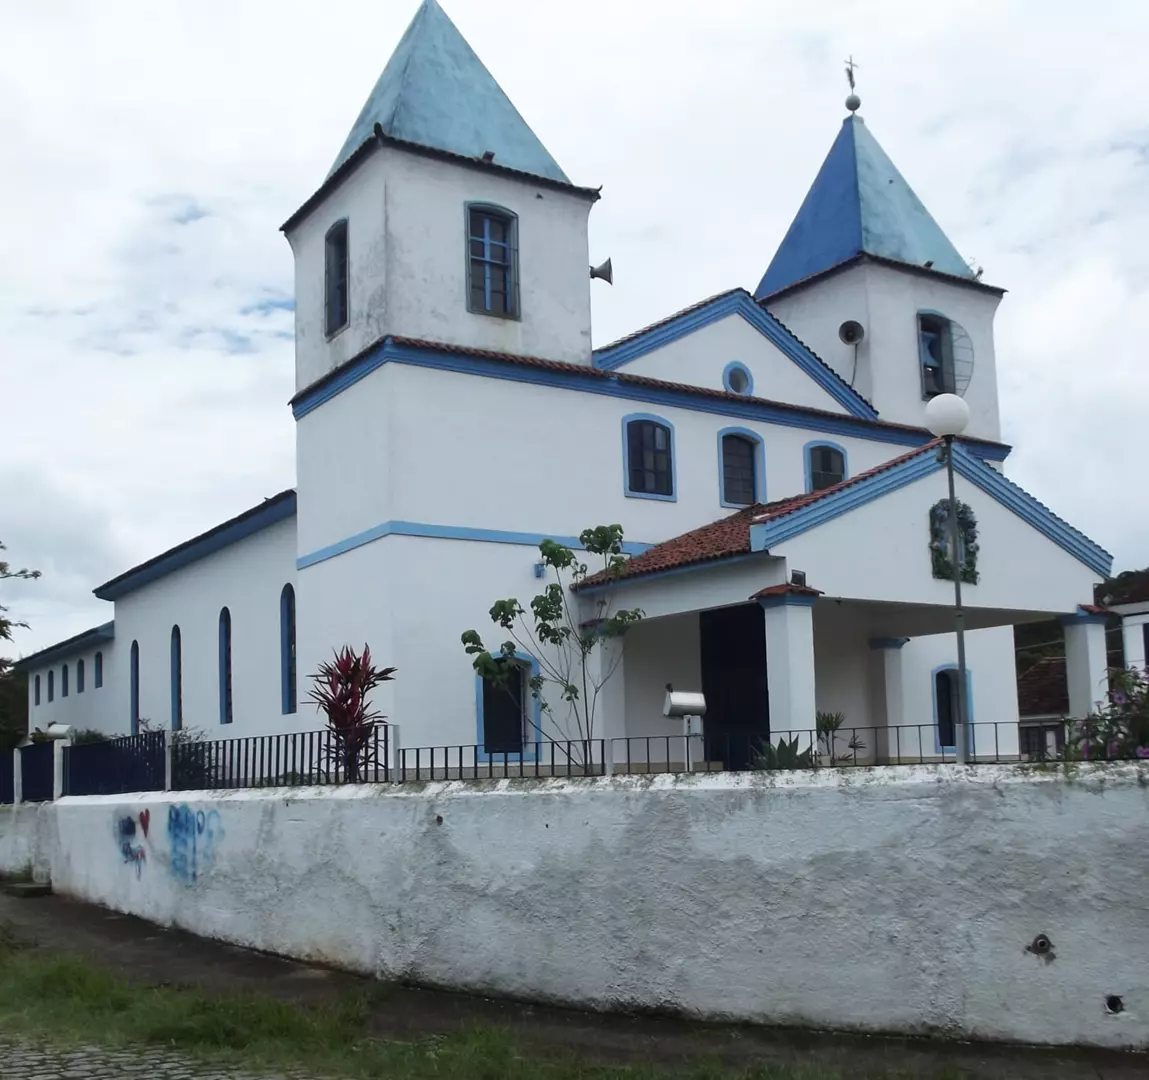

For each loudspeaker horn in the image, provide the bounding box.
[590,258,613,285]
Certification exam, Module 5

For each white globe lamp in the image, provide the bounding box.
[925,393,970,438]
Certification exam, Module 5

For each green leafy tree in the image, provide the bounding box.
[0,541,40,749]
[461,525,643,748]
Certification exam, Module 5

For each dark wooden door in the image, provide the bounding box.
[699,603,769,769]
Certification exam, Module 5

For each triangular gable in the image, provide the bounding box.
[750,444,1111,577]
[592,289,878,421]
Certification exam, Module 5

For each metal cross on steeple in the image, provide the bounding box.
[844,55,859,92]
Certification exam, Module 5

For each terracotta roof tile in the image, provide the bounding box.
[750,584,824,599]
[1017,657,1069,718]
[578,441,943,589]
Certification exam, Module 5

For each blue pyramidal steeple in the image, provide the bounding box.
[755,115,973,299]
[328,0,569,184]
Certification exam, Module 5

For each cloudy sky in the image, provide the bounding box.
[2,0,1147,655]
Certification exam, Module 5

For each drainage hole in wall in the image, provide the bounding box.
[435,815,443,826]
[1105,995,1124,1015]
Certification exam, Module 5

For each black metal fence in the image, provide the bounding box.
[19,742,54,802]
[171,726,391,791]
[606,721,1107,775]
[0,749,13,805]
[395,740,607,782]
[64,732,166,796]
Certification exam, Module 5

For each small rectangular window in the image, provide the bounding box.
[809,445,845,491]
[94,651,103,688]
[627,420,673,497]
[467,207,518,318]
[325,220,349,336]
[482,662,526,755]
[919,314,955,398]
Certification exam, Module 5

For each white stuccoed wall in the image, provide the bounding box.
[3,766,1148,1049]
[24,641,118,738]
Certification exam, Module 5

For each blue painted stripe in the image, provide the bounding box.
[1059,608,1109,626]
[591,291,879,420]
[298,520,654,571]
[950,446,1112,577]
[291,338,1010,463]
[752,452,941,550]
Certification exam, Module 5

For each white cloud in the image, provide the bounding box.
[1,0,1146,652]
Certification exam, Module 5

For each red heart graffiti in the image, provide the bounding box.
[139,809,150,837]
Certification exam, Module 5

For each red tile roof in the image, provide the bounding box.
[1097,569,1149,606]
[750,584,824,599]
[578,441,942,589]
[1017,657,1069,718]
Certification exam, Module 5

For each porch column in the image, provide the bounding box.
[591,636,626,771]
[1060,608,1110,718]
[758,589,817,733]
[1121,615,1148,671]
[869,638,908,763]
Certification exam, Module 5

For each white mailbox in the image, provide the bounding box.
[663,691,706,718]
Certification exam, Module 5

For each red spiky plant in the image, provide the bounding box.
[307,645,396,781]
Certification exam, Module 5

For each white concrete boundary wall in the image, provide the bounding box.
[2,765,1148,1050]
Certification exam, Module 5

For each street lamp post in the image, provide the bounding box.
[925,394,972,764]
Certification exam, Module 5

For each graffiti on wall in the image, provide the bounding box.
[168,804,223,886]
[114,808,150,878]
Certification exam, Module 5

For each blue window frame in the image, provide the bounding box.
[129,641,140,735]
[280,584,297,715]
[170,626,183,731]
[219,608,233,725]
[94,651,103,689]
[932,664,973,754]
[918,311,955,398]
[34,675,40,706]
[62,663,69,698]
[718,426,766,508]
[324,219,349,336]
[623,413,676,501]
[804,440,848,493]
[467,204,518,319]
[77,658,85,694]
[722,361,754,396]
[475,652,541,761]
[47,670,54,703]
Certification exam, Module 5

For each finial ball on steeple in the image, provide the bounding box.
[846,93,861,113]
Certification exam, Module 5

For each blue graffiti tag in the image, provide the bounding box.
[115,814,146,878]
[168,804,223,885]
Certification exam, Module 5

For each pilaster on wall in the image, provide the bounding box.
[1120,616,1148,671]
[869,638,908,762]
[1060,609,1110,718]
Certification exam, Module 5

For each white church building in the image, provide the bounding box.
[16,0,1116,767]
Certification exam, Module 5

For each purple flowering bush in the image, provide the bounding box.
[1066,667,1149,761]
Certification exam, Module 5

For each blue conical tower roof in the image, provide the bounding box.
[755,115,973,299]
[328,0,569,184]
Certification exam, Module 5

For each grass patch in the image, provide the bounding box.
[0,923,961,1080]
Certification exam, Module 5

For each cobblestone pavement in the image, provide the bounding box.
[0,1039,317,1080]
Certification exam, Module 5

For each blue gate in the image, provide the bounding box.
[19,742,54,802]
[64,732,166,796]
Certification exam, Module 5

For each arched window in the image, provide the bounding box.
[77,658,85,694]
[170,626,183,731]
[47,670,54,703]
[623,414,675,500]
[933,665,973,754]
[476,653,541,761]
[94,651,103,689]
[466,204,519,319]
[34,675,40,706]
[280,584,297,715]
[324,219,349,336]
[62,663,69,698]
[129,641,140,735]
[218,607,233,725]
[805,442,847,493]
[718,427,765,507]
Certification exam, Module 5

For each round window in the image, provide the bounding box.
[724,363,753,396]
